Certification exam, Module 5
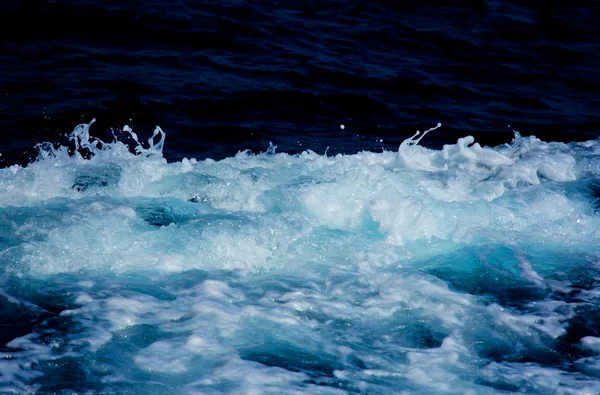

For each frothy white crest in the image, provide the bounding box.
[0,122,596,273]
[397,122,515,172]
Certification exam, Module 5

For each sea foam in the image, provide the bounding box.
[0,121,599,394]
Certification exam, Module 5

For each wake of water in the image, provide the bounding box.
[1,121,599,394]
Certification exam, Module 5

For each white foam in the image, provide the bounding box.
[482,362,600,394]
[1,121,599,393]
[581,336,600,353]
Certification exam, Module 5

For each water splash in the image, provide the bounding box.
[32,119,167,163]
[123,124,166,156]
[266,141,277,155]
[1,122,599,394]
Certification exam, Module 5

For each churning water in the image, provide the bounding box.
[1,121,599,394]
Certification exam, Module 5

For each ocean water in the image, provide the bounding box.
[1,1,600,394]
[0,121,599,394]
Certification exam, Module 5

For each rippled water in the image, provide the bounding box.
[1,1,599,165]
[0,121,599,393]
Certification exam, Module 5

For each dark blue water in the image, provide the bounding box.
[1,1,600,394]
[1,0,599,166]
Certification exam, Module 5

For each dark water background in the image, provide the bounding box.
[1,0,599,164]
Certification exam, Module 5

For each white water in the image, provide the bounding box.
[0,121,599,394]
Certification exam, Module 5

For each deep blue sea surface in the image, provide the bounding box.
[1,1,600,394]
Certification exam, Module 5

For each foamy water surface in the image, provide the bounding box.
[1,121,599,394]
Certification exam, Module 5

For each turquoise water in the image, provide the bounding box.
[1,122,599,394]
